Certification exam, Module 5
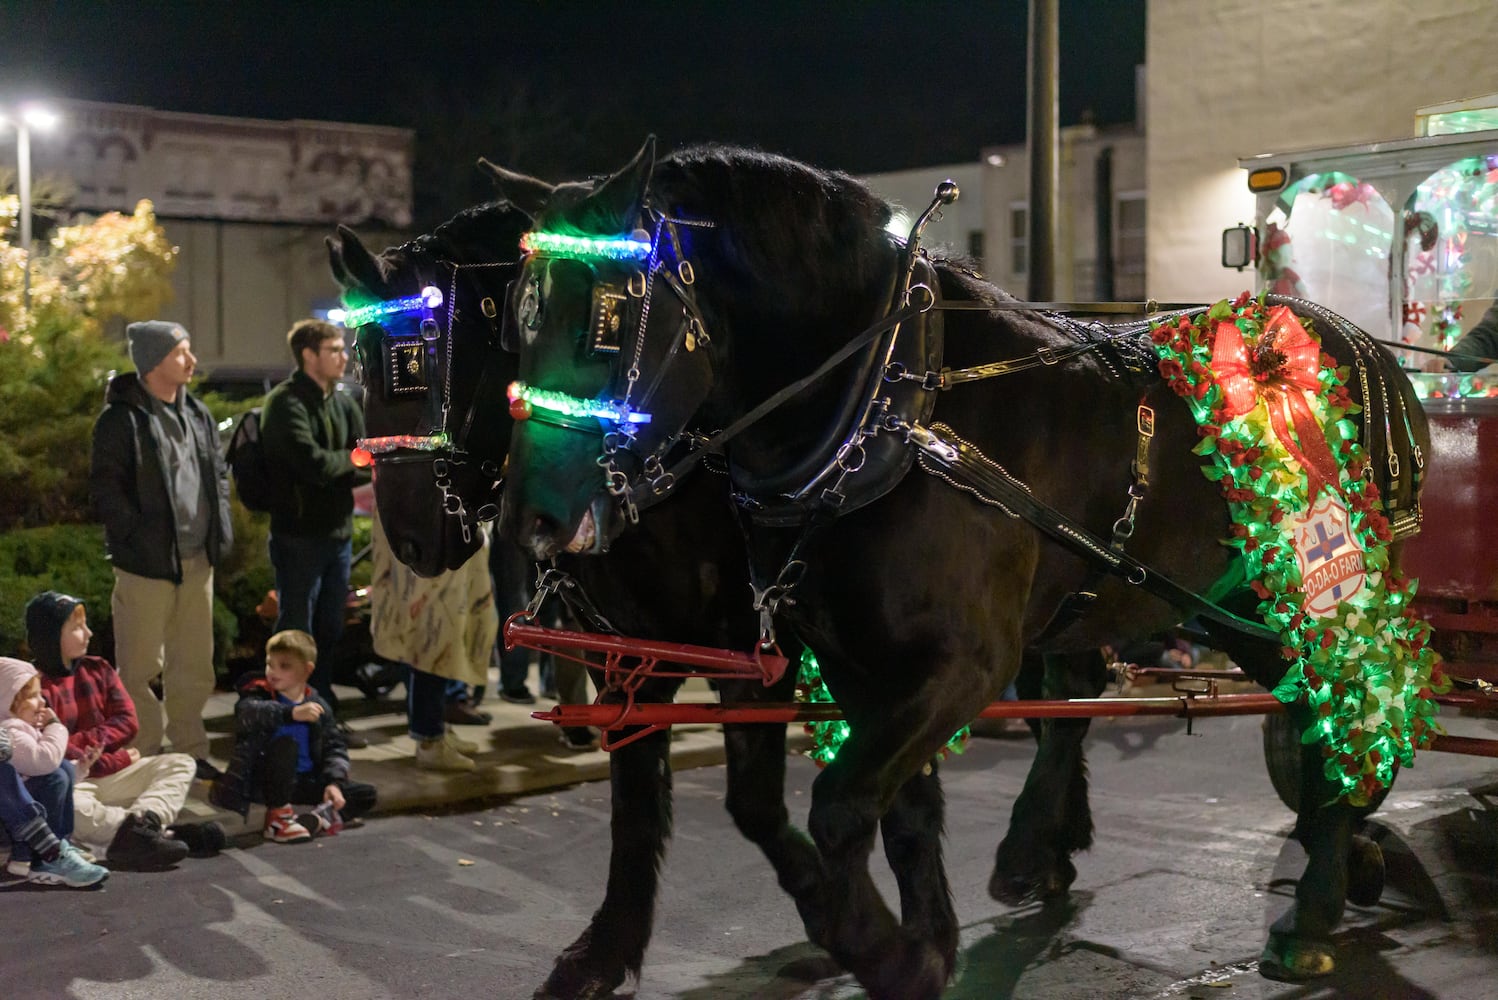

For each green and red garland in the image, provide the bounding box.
[1152,292,1446,806]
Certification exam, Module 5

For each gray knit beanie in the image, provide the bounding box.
[127,320,189,376]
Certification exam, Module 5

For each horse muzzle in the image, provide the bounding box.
[512,494,616,561]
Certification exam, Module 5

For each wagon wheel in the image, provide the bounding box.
[1262,712,1389,907]
[1261,711,1394,817]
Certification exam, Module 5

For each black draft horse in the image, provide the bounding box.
[487,140,1430,998]
[329,199,1112,998]
[328,206,861,999]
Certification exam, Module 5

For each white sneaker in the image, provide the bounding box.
[415,738,475,772]
[445,728,480,755]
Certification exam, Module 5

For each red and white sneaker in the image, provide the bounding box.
[264,805,312,844]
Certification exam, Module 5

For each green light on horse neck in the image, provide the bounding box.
[520,230,652,262]
[507,380,652,426]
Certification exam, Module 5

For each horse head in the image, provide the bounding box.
[487,140,901,561]
[327,202,528,576]
[485,139,719,560]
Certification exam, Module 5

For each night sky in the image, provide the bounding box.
[5,0,1143,215]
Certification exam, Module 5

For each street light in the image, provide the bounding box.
[1,104,60,313]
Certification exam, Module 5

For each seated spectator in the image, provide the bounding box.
[0,657,110,887]
[0,727,79,886]
[210,630,376,843]
[27,591,223,868]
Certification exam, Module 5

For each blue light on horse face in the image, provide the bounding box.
[341,287,444,328]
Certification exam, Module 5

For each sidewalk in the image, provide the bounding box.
[176,671,797,835]
[173,666,1254,836]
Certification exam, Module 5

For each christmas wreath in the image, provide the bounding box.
[1152,293,1445,805]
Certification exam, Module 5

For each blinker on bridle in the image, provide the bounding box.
[511,214,714,524]
[343,282,451,461]
[344,269,507,539]
[506,225,675,433]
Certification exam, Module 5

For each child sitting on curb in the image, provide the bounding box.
[26,591,225,868]
[210,630,376,843]
[0,658,110,887]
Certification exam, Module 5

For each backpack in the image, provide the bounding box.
[225,408,282,514]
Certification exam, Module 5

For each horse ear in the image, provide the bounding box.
[477,159,555,219]
[330,224,390,296]
[326,232,353,288]
[586,135,656,229]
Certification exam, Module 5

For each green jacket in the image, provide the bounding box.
[259,370,369,540]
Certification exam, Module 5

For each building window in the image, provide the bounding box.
[1010,204,1028,276]
[967,230,985,266]
[1115,194,1146,299]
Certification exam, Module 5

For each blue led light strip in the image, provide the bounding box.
[342,286,444,328]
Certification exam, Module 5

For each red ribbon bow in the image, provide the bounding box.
[1210,305,1341,499]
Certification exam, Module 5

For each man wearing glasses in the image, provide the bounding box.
[260,320,370,741]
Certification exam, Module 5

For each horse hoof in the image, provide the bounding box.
[988,856,1075,906]
[531,981,615,1000]
[1259,933,1335,981]
[866,931,948,1000]
[1346,835,1385,907]
[535,963,624,1000]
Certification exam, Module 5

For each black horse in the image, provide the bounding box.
[329,206,868,999]
[486,139,1432,997]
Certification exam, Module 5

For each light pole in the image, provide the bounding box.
[2,104,59,314]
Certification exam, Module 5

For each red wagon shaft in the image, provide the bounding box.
[507,619,1498,756]
[534,695,1498,758]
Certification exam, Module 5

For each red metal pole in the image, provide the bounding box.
[537,691,1496,738]
[1426,734,1498,758]
[534,693,1290,728]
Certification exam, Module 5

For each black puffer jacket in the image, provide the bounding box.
[209,675,350,817]
[89,373,232,581]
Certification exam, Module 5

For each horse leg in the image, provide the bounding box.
[535,723,673,1000]
[721,718,828,945]
[990,648,1108,905]
[1207,620,1351,981]
[807,691,985,1000]
[1259,700,1352,981]
[880,762,960,980]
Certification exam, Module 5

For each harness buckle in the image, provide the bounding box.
[480,296,498,319]
[628,271,648,298]
[677,260,696,285]
[1037,346,1060,365]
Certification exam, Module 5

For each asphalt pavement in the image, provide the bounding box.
[2,707,1495,999]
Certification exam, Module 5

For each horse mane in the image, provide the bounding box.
[655,144,898,314]
[400,199,529,266]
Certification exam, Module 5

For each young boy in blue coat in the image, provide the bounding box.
[210,630,376,843]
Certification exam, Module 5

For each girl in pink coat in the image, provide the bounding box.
[0,657,108,887]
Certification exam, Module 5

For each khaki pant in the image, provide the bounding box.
[73,753,197,857]
[112,553,216,760]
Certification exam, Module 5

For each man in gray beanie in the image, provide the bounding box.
[90,320,232,781]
